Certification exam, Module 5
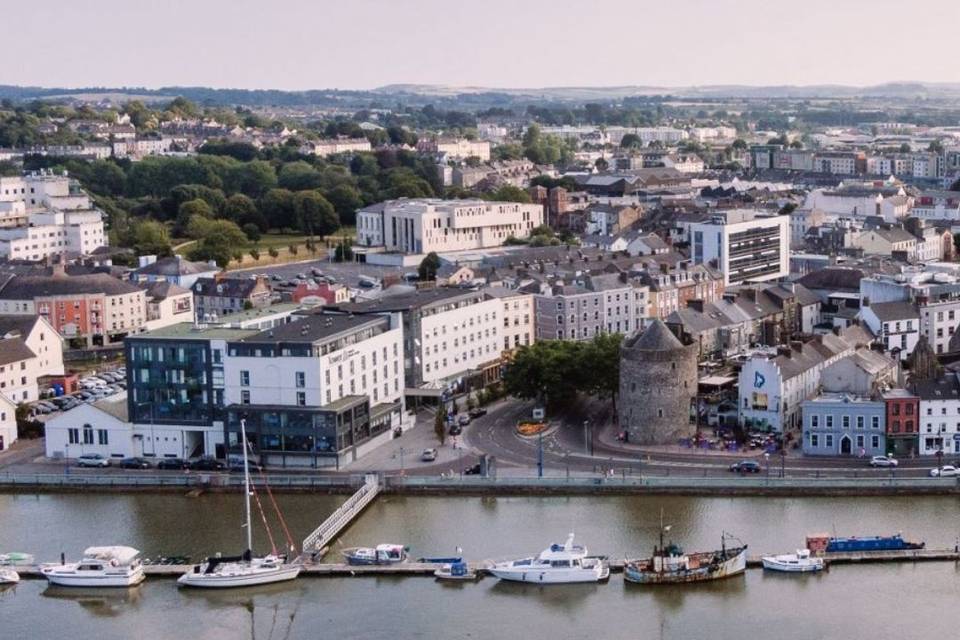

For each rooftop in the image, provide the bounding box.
[133,323,260,341]
[232,315,387,345]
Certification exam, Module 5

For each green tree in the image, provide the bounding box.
[418,251,441,281]
[223,193,259,226]
[581,333,623,413]
[278,161,323,191]
[324,184,363,225]
[131,219,172,256]
[260,188,297,230]
[620,133,642,149]
[487,185,532,204]
[83,160,127,196]
[176,198,214,233]
[186,218,249,267]
[242,223,261,242]
[293,190,339,237]
[233,159,277,198]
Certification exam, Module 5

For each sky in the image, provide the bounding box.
[5,0,960,91]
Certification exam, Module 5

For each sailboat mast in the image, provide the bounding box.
[240,418,253,553]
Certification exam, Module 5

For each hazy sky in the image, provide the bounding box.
[6,0,960,90]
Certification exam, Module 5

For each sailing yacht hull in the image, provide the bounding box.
[177,564,301,588]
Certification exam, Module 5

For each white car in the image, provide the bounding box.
[869,456,898,467]
[77,454,110,468]
[930,465,960,477]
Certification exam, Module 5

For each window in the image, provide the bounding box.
[240,370,250,386]
[825,434,833,448]
[872,435,880,449]
[241,390,250,404]
[82,424,94,445]
[871,416,880,430]
[811,434,819,447]
[297,392,306,406]
[856,416,864,430]
[856,434,864,449]
[826,415,834,428]
[296,371,305,388]
[811,415,819,428]
[97,429,109,445]
[68,428,79,444]
[842,416,850,429]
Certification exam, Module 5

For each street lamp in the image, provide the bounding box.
[537,430,544,478]
[780,449,786,479]
[583,420,590,456]
[399,446,405,476]
[764,452,771,480]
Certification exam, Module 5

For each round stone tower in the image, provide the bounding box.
[619,319,699,445]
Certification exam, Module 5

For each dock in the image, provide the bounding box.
[300,473,381,558]
[11,548,960,580]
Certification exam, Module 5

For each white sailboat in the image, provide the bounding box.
[178,419,301,588]
[40,546,145,587]
[488,533,609,584]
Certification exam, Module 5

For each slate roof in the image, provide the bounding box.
[865,301,918,322]
[142,280,190,301]
[0,338,35,366]
[625,319,683,350]
[191,277,265,299]
[0,315,41,339]
[797,268,865,292]
[134,256,216,277]
[0,272,142,299]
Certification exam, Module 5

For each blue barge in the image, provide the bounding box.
[816,534,925,553]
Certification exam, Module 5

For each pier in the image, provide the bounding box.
[10,548,960,580]
[300,474,381,558]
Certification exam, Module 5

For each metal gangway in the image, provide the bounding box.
[301,474,380,558]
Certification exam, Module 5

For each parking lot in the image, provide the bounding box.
[231,257,410,290]
[31,368,126,418]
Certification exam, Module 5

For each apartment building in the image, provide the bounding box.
[191,275,272,322]
[485,287,535,353]
[300,138,372,157]
[0,171,107,260]
[418,138,491,161]
[534,273,649,341]
[689,210,789,286]
[356,199,543,254]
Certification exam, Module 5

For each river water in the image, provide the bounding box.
[2,492,960,639]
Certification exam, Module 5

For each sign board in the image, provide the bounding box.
[532,407,545,420]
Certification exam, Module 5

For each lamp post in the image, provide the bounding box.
[764,452,771,481]
[399,446,405,476]
[780,449,786,479]
[537,430,544,478]
[583,420,590,456]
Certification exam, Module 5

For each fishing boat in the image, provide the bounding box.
[488,533,610,584]
[177,419,300,589]
[0,567,19,584]
[434,561,478,581]
[761,549,824,573]
[624,527,747,585]
[40,546,145,587]
[0,552,34,566]
[342,544,408,565]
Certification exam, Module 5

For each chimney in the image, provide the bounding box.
[777,346,792,358]
[790,340,803,352]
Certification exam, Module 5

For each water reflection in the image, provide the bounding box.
[487,579,605,612]
[41,584,143,617]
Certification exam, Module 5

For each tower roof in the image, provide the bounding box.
[626,319,684,350]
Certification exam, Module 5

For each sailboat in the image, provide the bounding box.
[178,419,301,588]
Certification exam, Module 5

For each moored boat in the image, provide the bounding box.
[761,549,824,573]
[434,561,478,581]
[0,552,34,566]
[624,529,747,585]
[40,546,145,587]
[806,533,924,554]
[342,544,408,565]
[177,418,301,589]
[488,533,610,584]
[0,567,19,584]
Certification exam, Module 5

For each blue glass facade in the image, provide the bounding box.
[126,338,216,425]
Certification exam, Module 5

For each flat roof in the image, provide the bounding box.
[233,314,387,345]
[212,303,302,324]
[133,323,260,341]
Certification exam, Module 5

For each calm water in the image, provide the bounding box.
[3,492,960,639]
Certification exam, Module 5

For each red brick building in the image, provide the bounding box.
[883,388,919,456]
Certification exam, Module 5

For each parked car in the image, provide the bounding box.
[468,408,487,419]
[228,459,263,472]
[36,401,58,412]
[120,457,152,470]
[296,273,308,280]
[930,465,960,477]
[156,458,189,470]
[77,454,110,468]
[190,458,226,471]
[463,463,482,475]
[457,414,471,426]
[311,268,324,277]
[270,274,283,282]
[448,424,463,436]
[729,460,762,474]
[869,455,898,467]
[421,448,438,462]
[30,404,52,415]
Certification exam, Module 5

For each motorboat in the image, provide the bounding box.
[625,528,747,585]
[342,544,408,566]
[0,552,34,566]
[761,549,825,573]
[434,561,478,581]
[177,418,300,589]
[0,567,19,584]
[488,533,609,584]
[40,546,145,587]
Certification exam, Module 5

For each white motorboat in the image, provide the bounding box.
[40,546,145,587]
[0,568,19,584]
[761,549,825,573]
[177,419,300,589]
[434,561,478,581]
[488,533,609,584]
[342,544,408,566]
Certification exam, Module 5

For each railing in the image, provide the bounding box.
[302,474,380,554]
[0,472,367,490]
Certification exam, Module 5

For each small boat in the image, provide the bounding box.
[488,533,610,584]
[342,544,408,566]
[0,552,34,566]
[0,568,19,584]
[40,546,145,587]
[419,556,463,564]
[434,561,478,581]
[761,549,824,573]
[625,528,747,585]
[178,419,301,589]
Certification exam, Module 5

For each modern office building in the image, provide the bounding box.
[689,209,789,286]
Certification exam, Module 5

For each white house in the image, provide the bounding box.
[915,375,960,456]
[44,395,134,460]
[858,301,919,360]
